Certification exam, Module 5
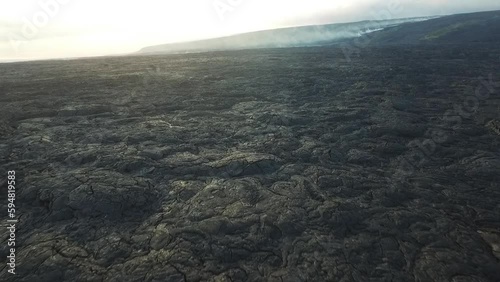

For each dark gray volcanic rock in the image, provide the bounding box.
[1,44,500,281]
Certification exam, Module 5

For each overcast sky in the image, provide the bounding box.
[1,0,499,62]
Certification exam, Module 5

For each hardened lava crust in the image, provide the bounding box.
[1,45,500,281]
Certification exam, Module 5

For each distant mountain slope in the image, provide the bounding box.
[138,10,500,55]
[138,17,432,54]
[362,10,500,45]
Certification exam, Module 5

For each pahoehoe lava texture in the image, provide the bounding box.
[1,45,500,281]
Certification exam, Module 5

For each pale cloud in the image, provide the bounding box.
[0,0,499,61]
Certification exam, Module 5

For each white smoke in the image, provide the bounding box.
[139,16,436,54]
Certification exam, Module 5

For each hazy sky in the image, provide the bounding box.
[1,0,499,61]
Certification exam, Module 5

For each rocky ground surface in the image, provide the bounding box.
[1,45,500,281]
